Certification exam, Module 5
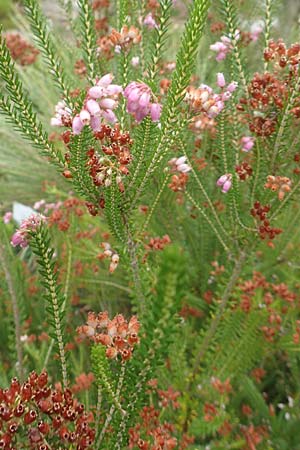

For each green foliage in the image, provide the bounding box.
[77,0,98,82]
[147,0,173,84]
[23,0,74,107]
[1,0,300,448]
[0,28,64,168]
[29,223,69,388]
[128,0,210,210]
[69,126,100,203]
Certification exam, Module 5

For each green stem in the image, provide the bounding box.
[185,189,231,254]
[34,231,68,389]
[0,245,24,381]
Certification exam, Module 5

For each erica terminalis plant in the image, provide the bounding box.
[2,0,300,448]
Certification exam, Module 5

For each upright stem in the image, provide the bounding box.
[192,250,247,374]
[0,245,24,381]
[264,0,273,72]
[43,241,72,371]
[97,364,126,447]
[182,250,247,432]
[95,385,103,438]
[125,221,146,312]
[35,231,68,389]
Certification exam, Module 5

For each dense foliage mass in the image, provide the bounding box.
[1,0,300,448]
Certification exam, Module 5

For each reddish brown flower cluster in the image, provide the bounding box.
[144,235,171,252]
[203,402,218,422]
[5,33,39,66]
[264,39,300,73]
[264,175,291,200]
[168,173,189,192]
[210,21,226,33]
[157,387,180,409]
[247,72,287,110]
[239,72,288,136]
[71,373,95,394]
[96,35,114,59]
[189,114,217,138]
[241,424,269,450]
[95,17,109,33]
[48,198,85,232]
[87,124,133,193]
[191,155,208,171]
[109,25,141,51]
[129,405,194,450]
[292,320,300,344]
[250,201,282,240]
[143,235,171,262]
[210,260,225,277]
[147,0,160,11]
[210,377,232,395]
[250,367,266,384]
[235,162,253,181]
[97,242,120,273]
[179,304,203,319]
[248,116,277,137]
[92,0,110,8]
[74,59,87,78]
[293,153,300,174]
[96,22,141,59]
[0,372,95,450]
[238,272,297,341]
[77,311,140,361]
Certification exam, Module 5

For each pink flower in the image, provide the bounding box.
[72,115,84,135]
[124,81,162,123]
[53,74,122,135]
[3,212,13,224]
[50,100,72,127]
[86,100,101,116]
[131,56,140,67]
[143,13,157,29]
[210,32,240,62]
[98,73,114,87]
[217,174,232,193]
[186,75,237,119]
[11,214,47,248]
[150,103,162,122]
[227,81,238,93]
[241,136,255,152]
[217,73,226,88]
[168,156,191,173]
[79,109,91,124]
[249,24,263,42]
[33,200,46,210]
[90,115,101,132]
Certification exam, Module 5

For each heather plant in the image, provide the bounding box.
[1,0,300,449]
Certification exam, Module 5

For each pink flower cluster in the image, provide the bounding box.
[210,30,240,61]
[33,199,63,213]
[124,82,162,123]
[241,136,255,152]
[216,173,232,193]
[186,73,238,119]
[143,13,157,29]
[3,211,12,224]
[50,100,72,127]
[77,311,140,361]
[11,214,46,248]
[72,74,123,134]
[98,242,120,273]
[168,156,191,173]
